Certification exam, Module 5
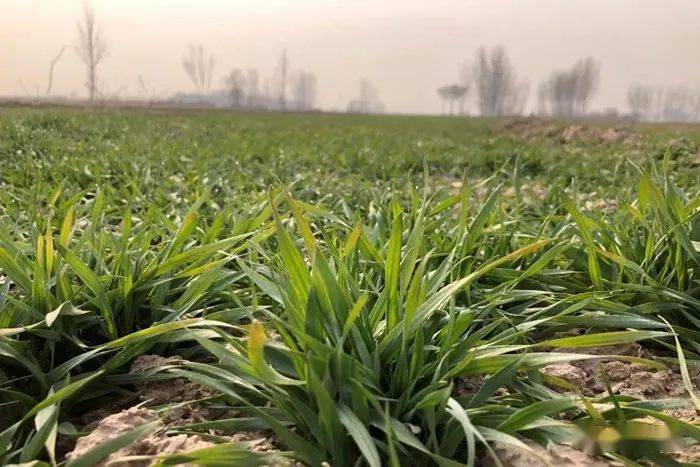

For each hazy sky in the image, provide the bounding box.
[2,0,699,114]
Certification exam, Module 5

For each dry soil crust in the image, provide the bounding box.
[65,355,282,466]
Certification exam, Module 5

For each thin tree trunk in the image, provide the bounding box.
[46,46,66,96]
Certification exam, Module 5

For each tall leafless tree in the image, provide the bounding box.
[453,85,469,115]
[18,82,39,100]
[627,85,700,122]
[137,75,159,104]
[182,45,216,92]
[472,46,527,117]
[542,71,576,117]
[540,57,600,117]
[692,92,700,122]
[46,46,67,96]
[627,85,653,120]
[262,78,272,107]
[292,71,317,111]
[660,86,695,122]
[572,58,599,114]
[276,49,289,111]
[653,88,665,121]
[75,1,107,101]
[536,81,548,116]
[347,80,384,114]
[223,68,246,107]
[245,69,260,107]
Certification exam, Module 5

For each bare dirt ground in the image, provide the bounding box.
[66,408,213,466]
[482,442,612,467]
[541,343,700,465]
[541,343,698,399]
[503,118,644,146]
[503,117,700,167]
[64,355,284,466]
[456,343,700,466]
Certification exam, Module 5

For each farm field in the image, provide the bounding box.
[0,106,699,466]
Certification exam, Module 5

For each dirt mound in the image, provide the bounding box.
[505,118,642,146]
[130,354,217,406]
[541,363,589,388]
[482,442,612,467]
[230,431,280,452]
[504,118,560,140]
[543,360,696,400]
[130,354,186,373]
[539,344,700,463]
[559,125,634,144]
[542,344,700,399]
[65,407,212,466]
[454,375,486,397]
[542,343,700,400]
[65,355,286,465]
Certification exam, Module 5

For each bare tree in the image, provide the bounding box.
[542,71,576,117]
[245,69,260,107]
[627,85,653,120]
[453,85,469,115]
[276,49,289,111]
[347,80,384,114]
[437,85,469,115]
[692,91,700,121]
[137,75,159,104]
[624,83,700,122]
[540,57,600,117]
[653,87,665,121]
[75,1,107,101]
[262,78,272,107]
[46,46,67,96]
[536,81,548,116]
[572,58,599,114]
[18,82,40,100]
[101,83,128,101]
[292,71,317,111]
[661,85,695,122]
[472,46,527,117]
[182,45,216,92]
[223,68,246,107]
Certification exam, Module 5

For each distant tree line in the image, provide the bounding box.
[66,2,321,111]
[627,85,700,122]
[178,46,318,111]
[40,1,700,119]
[438,47,599,118]
[70,1,382,114]
[439,48,700,122]
[437,46,527,117]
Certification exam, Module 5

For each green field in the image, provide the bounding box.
[1,107,699,466]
